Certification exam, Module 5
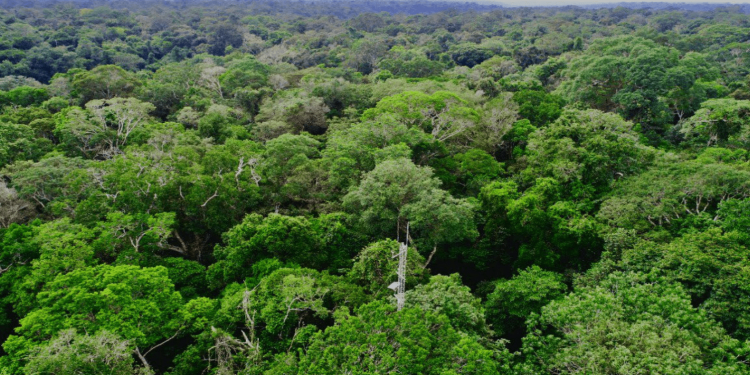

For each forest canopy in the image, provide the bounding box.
[1,0,750,374]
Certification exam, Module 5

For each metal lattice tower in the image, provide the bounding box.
[395,241,407,311]
[388,223,409,311]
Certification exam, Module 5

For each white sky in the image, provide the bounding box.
[495,0,750,6]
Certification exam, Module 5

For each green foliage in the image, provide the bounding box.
[524,109,655,195]
[452,148,504,195]
[293,301,509,374]
[24,329,138,375]
[449,43,494,67]
[485,266,567,336]
[0,122,51,168]
[617,230,750,340]
[1,4,750,374]
[0,86,49,107]
[379,47,446,78]
[261,133,321,206]
[94,211,176,262]
[479,178,601,270]
[209,212,362,288]
[557,36,717,139]
[679,98,750,148]
[160,257,207,300]
[598,158,750,236]
[348,239,427,299]
[209,214,321,287]
[71,65,140,104]
[323,116,429,182]
[719,198,750,237]
[363,90,480,146]
[5,264,213,373]
[203,267,366,369]
[518,272,750,374]
[56,97,155,158]
[219,55,269,94]
[404,274,491,337]
[511,89,565,127]
[344,158,477,252]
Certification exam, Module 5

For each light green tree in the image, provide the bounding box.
[58,98,155,158]
[344,158,477,260]
[24,329,139,375]
[517,272,750,374]
[71,65,140,104]
[679,98,750,147]
[5,265,213,373]
[292,301,509,374]
[404,274,491,337]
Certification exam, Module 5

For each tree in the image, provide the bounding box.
[0,220,39,339]
[718,198,750,238]
[485,266,566,336]
[479,178,601,270]
[94,211,176,261]
[323,114,430,181]
[0,122,51,168]
[138,61,201,120]
[449,43,494,67]
[617,230,750,340]
[348,13,386,32]
[344,160,477,256]
[24,329,138,375]
[260,133,321,207]
[219,55,269,95]
[451,148,504,196]
[404,274,491,337]
[190,268,366,373]
[6,265,213,372]
[9,218,99,316]
[308,77,374,118]
[243,268,365,352]
[348,239,427,299]
[342,158,435,237]
[97,136,263,258]
[71,65,140,104]
[347,36,389,74]
[292,301,508,374]
[469,94,519,157]
[256,90,330,135]
[363,91,480,146]
[199,62,227,99]
[598,159,750,234]
[401,187,478,261]
[517,272,750,374]
[0,181,33,228]
[378,47,446,78]
[208,23,243,56]
[557,36,717,138]
[0,86,49,107]
[524,109,655,196]
[208,214,322,287]
[58,98,155,159]
[679,98,750,148]
[511,89,565,127]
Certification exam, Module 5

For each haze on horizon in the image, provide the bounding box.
[494,0,749,6]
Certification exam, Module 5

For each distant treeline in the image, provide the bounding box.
[583,2,750,13]
[0,0,503,16]
[2,0,749,17]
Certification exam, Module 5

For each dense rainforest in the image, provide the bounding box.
[1,0,750,373]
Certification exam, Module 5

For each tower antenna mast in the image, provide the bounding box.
[389,222,408,311]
